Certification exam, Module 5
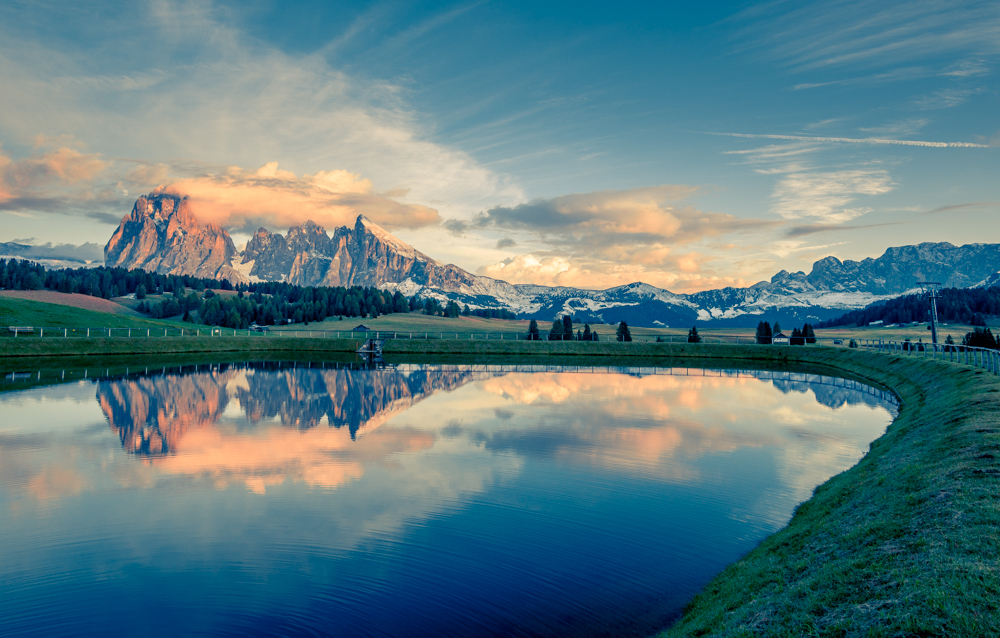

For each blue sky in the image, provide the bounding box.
[0,0,997,291]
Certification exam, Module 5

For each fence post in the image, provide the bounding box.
[64,328,67,337]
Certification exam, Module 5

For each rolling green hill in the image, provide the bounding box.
[0,296,180,331]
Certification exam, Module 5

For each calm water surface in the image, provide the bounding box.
[0,362,897,637]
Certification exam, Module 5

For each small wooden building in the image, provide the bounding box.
[352,324,372,332]
[771,331,790,345]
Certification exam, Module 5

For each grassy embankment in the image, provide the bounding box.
[635,346,1000,636]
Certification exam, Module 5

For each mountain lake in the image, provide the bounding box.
[0,360,898,637]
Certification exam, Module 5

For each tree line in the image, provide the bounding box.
[525,316,603,340]
[755,321,816,344]
[0,258,234,300]
[0,258,518,329]
[817,286,1000,328]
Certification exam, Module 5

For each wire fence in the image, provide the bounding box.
[0,326,861,344]
[4,325,998,377]
[852,338,1000,376]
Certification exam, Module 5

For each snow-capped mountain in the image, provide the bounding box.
[104,193,1000,327]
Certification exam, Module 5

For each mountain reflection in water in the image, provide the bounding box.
[0,362,897,638]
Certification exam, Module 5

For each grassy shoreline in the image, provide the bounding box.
[1,338,996,634]
[0,335,365,358]
[651,347,1000,636]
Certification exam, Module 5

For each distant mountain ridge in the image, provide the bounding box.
[103,193,1000,327]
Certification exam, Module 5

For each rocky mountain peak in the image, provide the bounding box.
[769,270,816,294]
[105,193,242,282]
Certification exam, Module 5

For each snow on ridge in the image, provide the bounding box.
[357,216,420,260]
[233,258,263,284]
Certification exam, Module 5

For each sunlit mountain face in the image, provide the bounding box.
[0,362,896,636]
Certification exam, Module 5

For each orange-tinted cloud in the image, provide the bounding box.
[156,161,441,232]
[0,147,107,204]
[150,423,435,494]
[475,186,774,246]
[478,253,751,293]
[26,465,91,501]
[469,186,775,292]
[477,373,777,479]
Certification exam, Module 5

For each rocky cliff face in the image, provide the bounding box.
[104,194,243,282]
[239,215,482,291]
[104,193,483,291]
[803,242,1000,293]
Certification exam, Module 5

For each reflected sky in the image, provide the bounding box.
[0,363,895,637]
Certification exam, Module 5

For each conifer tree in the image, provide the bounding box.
[803,323,816,344]
[616,321,632,342]
[755,321,771,344]
[582,324,592,341]
[562,315,573,339]
[527,319,540,340]
[687,325,702,343]
[549,318,565,341]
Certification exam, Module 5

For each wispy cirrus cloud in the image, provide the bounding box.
[915,87,984,110]
[708,132,988,148]
[731,0,1000,73]
[791,59,991,90]
[783,221,907,238]
[771,169,894,224]
[857,118,930,136]
[925,201,999,215]
[726,139,896,226]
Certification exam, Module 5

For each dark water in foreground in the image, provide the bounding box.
[0,362,896,637]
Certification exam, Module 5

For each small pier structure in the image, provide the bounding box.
[356,338,388,364]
